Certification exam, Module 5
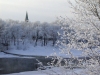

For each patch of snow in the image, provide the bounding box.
[0,52,19,58]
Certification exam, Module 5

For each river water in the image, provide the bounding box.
[0,57,52,74]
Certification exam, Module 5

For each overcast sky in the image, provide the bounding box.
[0,0,73,23]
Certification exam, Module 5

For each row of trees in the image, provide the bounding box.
[0,14,100,51]
[0,19,62,50]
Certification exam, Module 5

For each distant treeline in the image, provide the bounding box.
[0,19,100,51]
[0,19,61,50]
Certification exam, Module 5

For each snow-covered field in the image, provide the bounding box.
[0,45,82,58]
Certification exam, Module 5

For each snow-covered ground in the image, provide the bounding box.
[0,52,20,58]
[0,45,82,58]
[4,67,84,75]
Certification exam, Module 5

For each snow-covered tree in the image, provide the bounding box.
[54,0,100,75]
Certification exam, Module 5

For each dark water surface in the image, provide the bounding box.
[0,57,52,74]
[0,55,93,74]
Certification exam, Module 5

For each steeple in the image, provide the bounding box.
[25,11,29,22]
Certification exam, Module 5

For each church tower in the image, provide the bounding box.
[25,11,29,22]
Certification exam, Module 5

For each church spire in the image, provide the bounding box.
[25,11,29,22]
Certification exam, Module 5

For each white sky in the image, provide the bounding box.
[0,0,73,23]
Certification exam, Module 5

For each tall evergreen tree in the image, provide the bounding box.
[25,11,29,22]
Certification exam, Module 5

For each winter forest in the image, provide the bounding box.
[0,19,60,50]
[0,0,100,75]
